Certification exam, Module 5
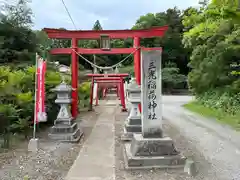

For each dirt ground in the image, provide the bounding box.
[0,97,225,180]
[0,110,99,180]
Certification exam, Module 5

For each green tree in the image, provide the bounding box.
[0,0,37,65]
[182,0,240,115]
[132,7,190,75]
[131,8,189,89]
[183,0,240,94]
[93,20,103,30]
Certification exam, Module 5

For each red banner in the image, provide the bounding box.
[41,61,46,114]
[35,56,47,123]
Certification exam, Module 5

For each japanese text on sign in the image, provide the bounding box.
[147,61,157,120]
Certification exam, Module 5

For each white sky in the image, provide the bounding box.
[2,0,200,30]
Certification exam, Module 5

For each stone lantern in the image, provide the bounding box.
[121,80,141,141]
[48,69,82,142]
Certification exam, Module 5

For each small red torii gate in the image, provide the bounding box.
[43,26,168,118]
[87,73,129,111]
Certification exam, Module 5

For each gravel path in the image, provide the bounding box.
[2,95,239,180]
[114,111,192,180]
[116,95,240,180]
[0,110,98,180]
[163,95,240,180]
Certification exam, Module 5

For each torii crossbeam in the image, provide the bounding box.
[43,26,168,118]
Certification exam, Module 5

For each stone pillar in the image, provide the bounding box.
[123,50,186,169]
[48,82,83,142]
[121,80,141,141]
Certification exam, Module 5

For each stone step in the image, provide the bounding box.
[123,143,186,169]
[125,122,141,133]
[48,128,83,143]
[50,122,78,134]
[127,116,141,125]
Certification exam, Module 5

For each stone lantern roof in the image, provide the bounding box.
[53,82,72,92]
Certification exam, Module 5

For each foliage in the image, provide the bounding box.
[119,62,186,92]
[133,8,191,75]
[162,62,187,92]
[0,62,91,147]
[182,0,240,120]
[93,20,103,30]
[184,101,240,130]
[0,1,92,149]
[196,89,240,115]
[119,65,134,76]
[78,82,91,108]
[0,0,37,65]
[0,65,61,137]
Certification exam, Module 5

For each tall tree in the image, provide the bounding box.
[132,7,190,75]
[0,0,37,65]
[3,0,33,27]
[93,20,103,30]
[182,0,240,94]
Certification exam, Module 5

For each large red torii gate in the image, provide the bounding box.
[43,26,168,118]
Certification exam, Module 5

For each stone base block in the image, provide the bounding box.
[121,122,142,141]
[127,116,141,125]
[121,127,141,141]
[123,134,186,169]
[49,127,83,143]
[28,138,39,152]
[125,122,141,133]
[130,134,179,156]
[50,122,78,134]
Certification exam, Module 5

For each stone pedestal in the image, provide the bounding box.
[28,138,39,152]
[123,50,186,169]
[49,82,83,142]
[123,134,186,169]
[121,81,141,141]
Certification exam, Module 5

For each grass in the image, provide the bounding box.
[184,101,240,130]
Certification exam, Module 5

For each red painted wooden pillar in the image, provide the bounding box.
[134,37,142,113]
[134,37,141,85]
[71,38,78,118]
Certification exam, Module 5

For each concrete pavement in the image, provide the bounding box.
[65,101,116,180]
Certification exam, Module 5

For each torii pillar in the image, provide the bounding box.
[133,37,142,112]
[71,38,78,119]
[134,37,141,85]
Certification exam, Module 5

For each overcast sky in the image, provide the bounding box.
[5,0,200,30]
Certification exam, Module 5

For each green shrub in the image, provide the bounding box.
[0,64,93,147]
[196,89,240,116]
[0,65,61,145]
[78,81,91,108]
